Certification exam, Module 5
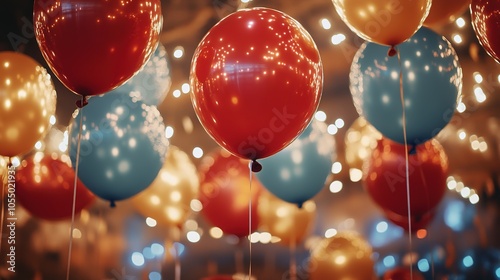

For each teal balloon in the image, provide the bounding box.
[69,92,169,205]
[256,121,335,207]
[108,44,171,106]
[350,27,462,146]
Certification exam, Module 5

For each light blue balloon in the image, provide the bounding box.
[109,44,171,106]
[350,27,462,146]
[69,92,169,206]
[256,120,335,207]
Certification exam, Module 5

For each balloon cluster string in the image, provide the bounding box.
[396,47,414,280]
[66,97,85,280]
[248,161,255,280]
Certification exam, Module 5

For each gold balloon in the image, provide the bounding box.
[344,117,381,171]
[309,231,376,280]
[131,146,199,228]
[0,51,56,157]
[424,0,471,27]
[258,191,316,246]
[333,0,431,46]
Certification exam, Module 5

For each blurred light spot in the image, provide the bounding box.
[210,227,223,239]
[151,243,165,256]
[383,255,396,267]
[173,46,184,59]
[49,115,56,125]
[165,126,174,138]
[172,89,181,98]
[72,228,82,239]
[453,34,462,44]
[35,141,42,150]
[416,229,427,239]
[418,259,430,272]
[469,194,479,204]
[457,101,466,113]
[183,116,194,133]
[456,17,466,28]
[146,217,157,227]
[190,199,203,212]
[376,221,388,233]
[260,232,272,244]
[349,168,363,182]
[458,130,466,140]
[331,34,346,45]
[335,118,345,128]
[325,228,337,238]
[149,271,162,280]
[334,255,346,265]
[181,82,190,94]
[474,72,483,83]
[329,180,343,193]
[331,162,342,174]
[187,231,201,243]
[184,219,198,231]
[315,110,327,122]
[327,124,338,135]
[447,179,457,190]
[474,86,487,103]
[192,147,203,158]
[463,255,473,267]
[170,242,185,257]
[131,252,145,266]
[461,187,471,198]
[143,247,154,259]
[495,267,500,278]
[320,18,331,29]
[250,232,260,243]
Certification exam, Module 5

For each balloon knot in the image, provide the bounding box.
[388,46,397,57]
[250,160,262,173]
[76,97,88,108]
[297,202,303,209]
[109,200,116,208]
[408,145,417,155]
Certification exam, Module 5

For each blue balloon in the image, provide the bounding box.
[69,92,169,205]
[350,27,462,146]
[256,120,335,207]
[109,44,171,106]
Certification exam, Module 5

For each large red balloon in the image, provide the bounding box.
[190,8,323,160]
[33,0,162,97]
[364,138,448,219]
[198,149,263,237]
[15,153,95,221]
[471,0,500,64]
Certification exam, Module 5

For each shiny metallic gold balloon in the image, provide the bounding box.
[309,231,377,280]
[344,117,381,171]
[0,51,56,157]
[131,146,199,228]
[258,191,316,246]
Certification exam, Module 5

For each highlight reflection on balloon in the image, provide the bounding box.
[309,231,376,280]
[333,0,431,46]
[190,7,323,160]
[0,51,56,157]
[258,191,316,246]
[345,117,382,171]
[471,0,500,64]
[131,146,199,228]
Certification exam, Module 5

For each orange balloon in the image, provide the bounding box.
[333,0,431,46]
[0,52,56,157]
[131,146,199,228]
[309,231,377,280]
[424,0,471,27]
[258,191,316,246]
[198,148,263,237]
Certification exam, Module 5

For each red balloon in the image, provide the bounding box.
[33,0,162,97]
[383,267,425,280]
[364,138,448,218]
[15,153,95,221]
[384,209,436,232]
[198,149,263,237]
[190,8,323,160]
[471,0,500,63]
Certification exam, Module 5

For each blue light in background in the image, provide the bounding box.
[149,271,162,280]
[368,219,404,247]
[418,259,430,272]
[495,267,500,278]
[131,252,145,266]
[463,255,474,268]
[443,197,476,232]
[383,255,396,268]
[143,247,154,260]
[151,243,165,256]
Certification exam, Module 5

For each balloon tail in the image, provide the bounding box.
[75,96,88,108]
[66,97,85,280]
[396,47,414,280]
[109,200,116,208]
[388,45,398,57]
[408,145,417,155]
[250,159,262,173]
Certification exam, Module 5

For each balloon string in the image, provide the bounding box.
[248,161,254,280]
[396,47,414,280]
[290,229,297,280]
[66,98,85,280]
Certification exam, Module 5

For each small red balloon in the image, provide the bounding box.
[190,8,323,160]
[384,267,425,280]
[471,0,500,63]
[198,149,263,237]
[15,153,95,221]
[364,138,448,218]
[33,0,162,97]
